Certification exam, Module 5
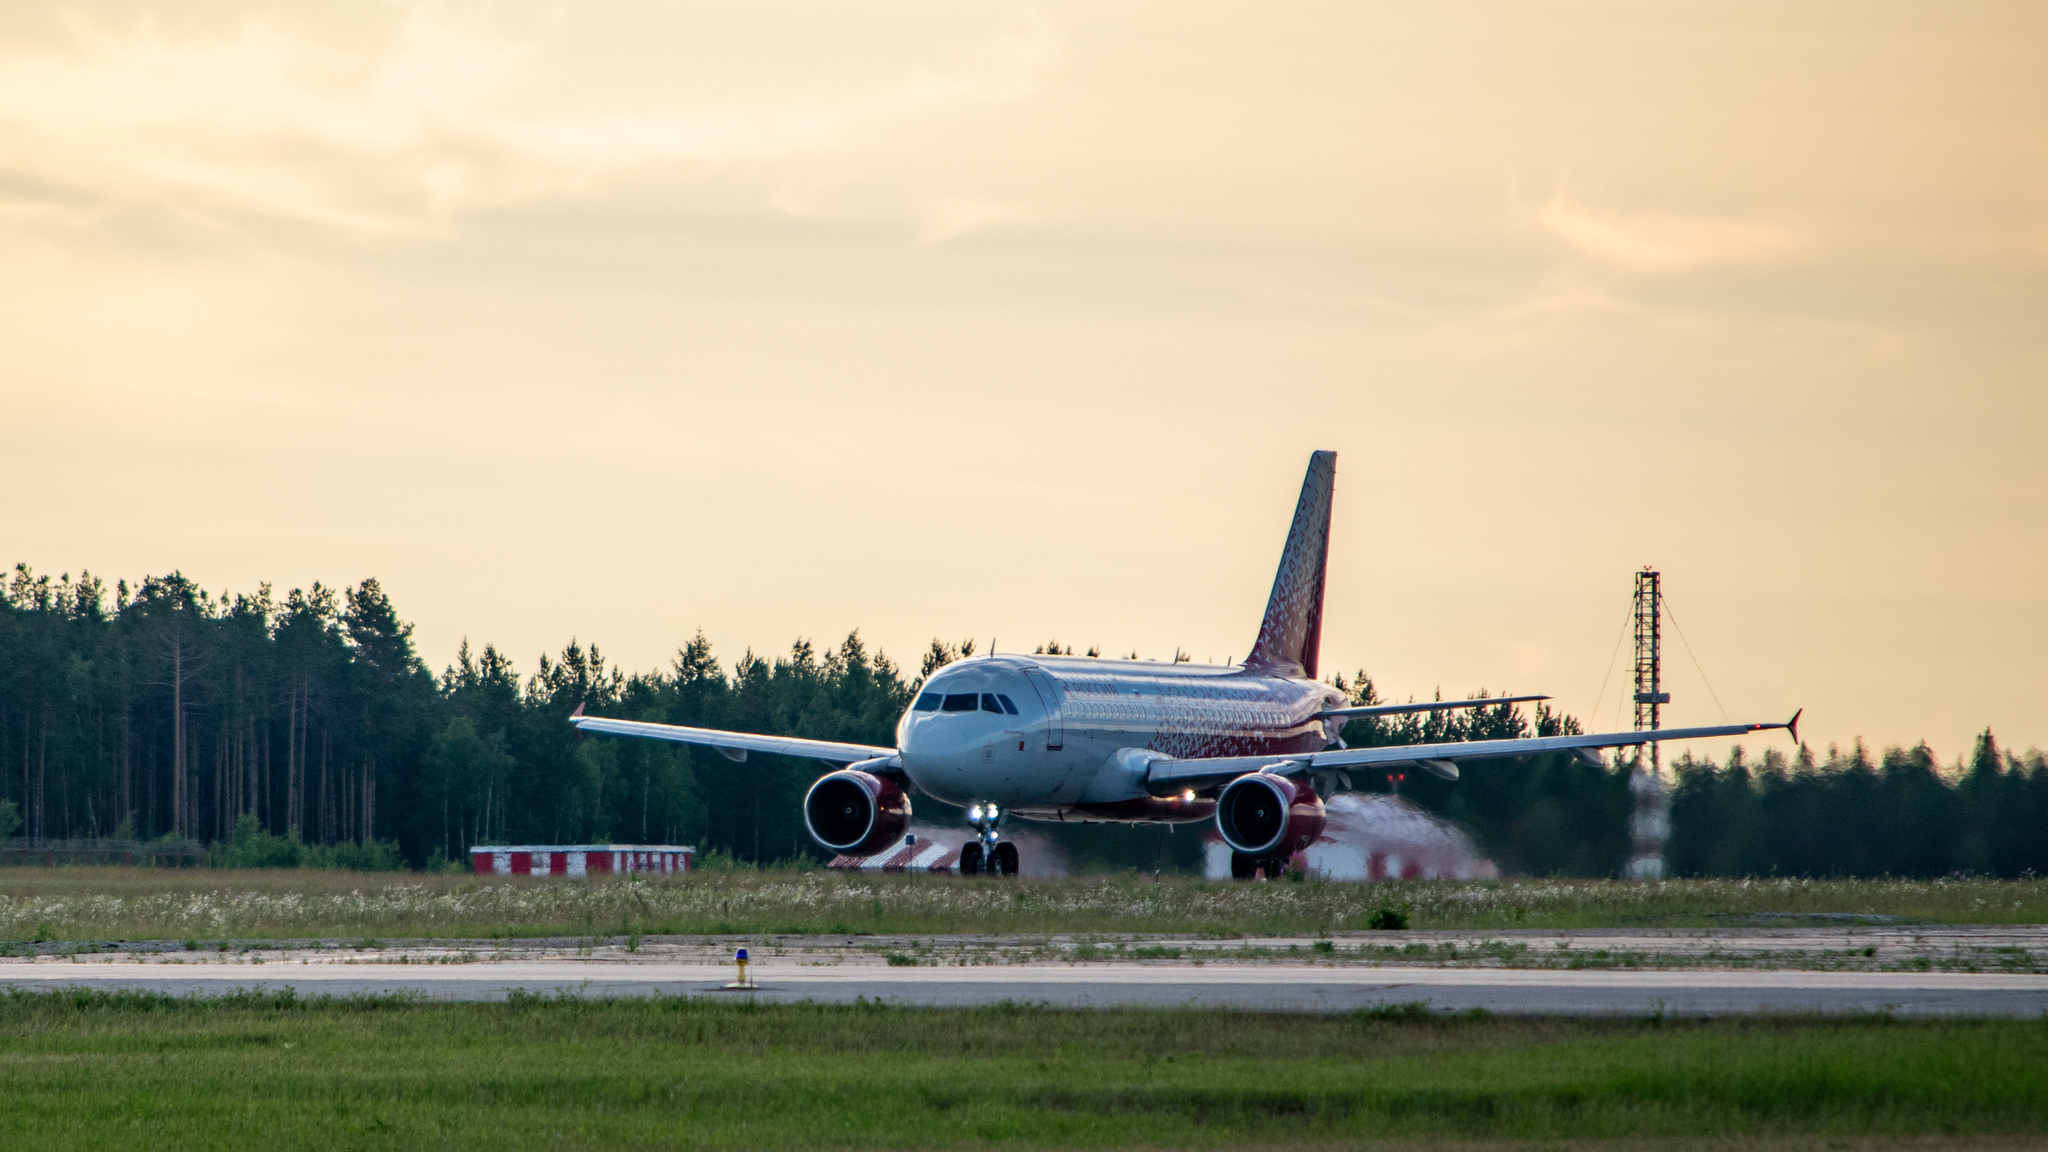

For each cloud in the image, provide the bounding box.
[917,198,1015,244]
[0,4,1055,233]
[1532,193,1803,273]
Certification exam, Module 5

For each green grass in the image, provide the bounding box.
[0,868,2043,942]
[0,990,2043,1149]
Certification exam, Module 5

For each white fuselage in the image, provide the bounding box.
[895,655,1345,823]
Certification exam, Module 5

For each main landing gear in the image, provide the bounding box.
[1229,852,1291,881]
[959,803,1019,876]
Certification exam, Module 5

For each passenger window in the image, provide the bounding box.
[914,693,941,712]
[981,694,1005,714]
[996,694,1019,715]
[941,693,979,712]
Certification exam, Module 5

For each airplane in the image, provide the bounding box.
[571,450,1799,878]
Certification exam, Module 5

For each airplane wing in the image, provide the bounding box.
[569,710,898,768]
[1144,711,1801,794]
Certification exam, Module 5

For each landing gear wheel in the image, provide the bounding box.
[1260,857,1290,881]
[992,841,1020,876]
[1230,852,1259,880]
[958,842,985,875]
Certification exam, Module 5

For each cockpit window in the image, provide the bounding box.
[941,693,979,712]
[914,693,941,712]
[980,694,1005,714]
[995,694,1019,715]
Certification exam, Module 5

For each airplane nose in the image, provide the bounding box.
[900,715,972,759]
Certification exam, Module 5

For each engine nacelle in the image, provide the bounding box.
[803,770,911,855]
[1215,772,1325,859]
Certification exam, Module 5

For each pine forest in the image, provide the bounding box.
[2,564,2042,877]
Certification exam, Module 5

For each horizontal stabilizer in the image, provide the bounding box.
[1319,694,1549,720]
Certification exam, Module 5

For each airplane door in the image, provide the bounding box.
[1021,668,1064,750]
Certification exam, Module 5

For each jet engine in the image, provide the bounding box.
[802,770,912,855]
[1215,772,1325,859]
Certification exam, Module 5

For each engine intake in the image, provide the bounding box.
[1215,772,1325,858]
[803,770,911,855]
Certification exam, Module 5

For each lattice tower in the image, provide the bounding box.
[1632,569,1668,758]
[1626,567,1672,880]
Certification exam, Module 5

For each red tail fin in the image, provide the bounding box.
[1245,451,1336,679]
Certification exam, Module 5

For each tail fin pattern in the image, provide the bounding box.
[1245,450,1336,679]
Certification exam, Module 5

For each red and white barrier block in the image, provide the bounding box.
[471,844,695,877]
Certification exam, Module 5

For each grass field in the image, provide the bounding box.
[0,989,2043,1150]
[0,868,2043,943]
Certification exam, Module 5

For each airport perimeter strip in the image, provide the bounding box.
[7,961,2048,1017]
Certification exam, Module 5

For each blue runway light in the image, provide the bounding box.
[726,946,756,990]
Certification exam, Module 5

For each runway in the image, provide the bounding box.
[7,959,2047,1016]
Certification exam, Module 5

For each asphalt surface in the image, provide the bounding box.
[7,960,2048,1016]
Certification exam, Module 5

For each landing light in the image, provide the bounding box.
[1182,790,1195,802]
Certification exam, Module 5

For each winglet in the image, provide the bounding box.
[570,702,585,720]
[1786,708,1801,743]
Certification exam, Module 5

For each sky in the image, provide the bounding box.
[3,1,2044,764]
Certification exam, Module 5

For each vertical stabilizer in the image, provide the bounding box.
[1245,450,1336,679]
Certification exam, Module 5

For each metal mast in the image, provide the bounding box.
[1626,568,1671,880]
[1632,569,1667,741]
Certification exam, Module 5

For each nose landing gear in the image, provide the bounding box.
[959,803,1019,876]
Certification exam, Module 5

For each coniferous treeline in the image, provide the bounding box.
[1339,669,2048,879]
[3,564,2041,876]
[0,565,919,867]
[1664,737,2048,878]
[0,567,426,852]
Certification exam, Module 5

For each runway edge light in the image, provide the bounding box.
[725,947,756,991]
